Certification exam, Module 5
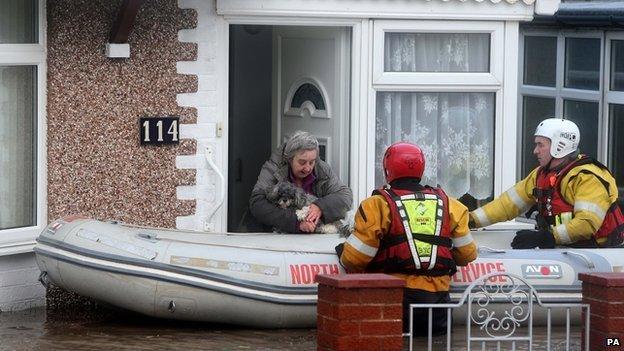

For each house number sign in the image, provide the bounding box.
[140,117,179,145]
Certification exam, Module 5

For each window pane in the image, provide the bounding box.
[609,104,624,204]
[375,92,495,205]
[611,40,624,91]
[0,0,38,44]
[521,96,555,176]
[563,99,599,159]
[0,66,36,229]
[565,38,600,90]
[384,33,490,72]
[524,36,557,87]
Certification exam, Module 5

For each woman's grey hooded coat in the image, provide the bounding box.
[249,144,352,233]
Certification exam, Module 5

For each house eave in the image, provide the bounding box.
[217,0,540,22]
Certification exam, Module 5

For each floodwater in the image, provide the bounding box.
[0,308,316,351]
[0,307,584,351]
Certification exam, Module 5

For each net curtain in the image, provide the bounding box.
[376,33,494,200]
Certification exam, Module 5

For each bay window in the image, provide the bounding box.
[519,31,603,176]
[520,29,624,203]
[0,0,45,246]
[372,21,503,207]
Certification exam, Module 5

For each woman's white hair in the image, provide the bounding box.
[283,131,319,162]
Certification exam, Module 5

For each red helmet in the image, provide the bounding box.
[383,142,425,183]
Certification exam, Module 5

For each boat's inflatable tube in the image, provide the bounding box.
[34,217,619,327]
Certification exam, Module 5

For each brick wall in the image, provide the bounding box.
[316,273,405,351]
[579,272,624,351]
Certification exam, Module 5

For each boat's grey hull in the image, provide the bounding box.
[34,217,621,327]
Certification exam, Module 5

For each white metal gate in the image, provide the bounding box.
[406,272,590,351]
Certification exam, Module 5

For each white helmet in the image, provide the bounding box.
[534,118,580,158]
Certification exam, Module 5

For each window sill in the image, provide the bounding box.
[0,240,37,257]
[0,226,42,256]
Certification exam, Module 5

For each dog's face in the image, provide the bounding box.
[266,182,309,209]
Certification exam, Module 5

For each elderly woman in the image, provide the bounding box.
[249,131,352,233]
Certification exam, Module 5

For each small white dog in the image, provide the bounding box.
[266,181,351,235]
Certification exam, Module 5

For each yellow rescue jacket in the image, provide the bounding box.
[470,157,619,246]
[340,191,477,292]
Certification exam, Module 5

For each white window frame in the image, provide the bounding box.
[372,20,505,87]
[604,32,624,165]
[0,0,47,255]
[369,20,524,231]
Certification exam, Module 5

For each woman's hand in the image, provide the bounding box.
[306,203,322,224]
[299,221,317,233]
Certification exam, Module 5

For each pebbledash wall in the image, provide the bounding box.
[0,0,227,312]
[47,0,199,228]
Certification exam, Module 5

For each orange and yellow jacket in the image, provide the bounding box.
[470,161,618,246]
[340,194,478,292]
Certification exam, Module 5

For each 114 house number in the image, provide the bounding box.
[140,117,179,144]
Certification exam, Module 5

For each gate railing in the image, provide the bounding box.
[406,272,589,351]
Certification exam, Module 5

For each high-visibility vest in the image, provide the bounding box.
[533,155,624,247]
[367,186,456,276]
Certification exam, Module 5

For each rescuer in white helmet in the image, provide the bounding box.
[469,118,624,248]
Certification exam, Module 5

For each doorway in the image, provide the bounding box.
[227,24,351,231]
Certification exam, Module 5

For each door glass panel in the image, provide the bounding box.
[0,0,38,44]
[0,66,37,229]
[521,96,555,176]
[563,99,599,159]
[524,36,557,87]
[375,92,495,207]
[565,37,600,90]
[611,40,624,91]
[609,104,624,203]
[384,33,490,72]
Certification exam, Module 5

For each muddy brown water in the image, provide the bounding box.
[0,308,316,351]
[0,308,583,351]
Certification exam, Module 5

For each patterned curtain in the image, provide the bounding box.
[375,92,494,200]
[384,32,489,72]
[376,33,494,201]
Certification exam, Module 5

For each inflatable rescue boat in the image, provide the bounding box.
[34,216,624,327]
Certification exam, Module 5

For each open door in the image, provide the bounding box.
[273,26,351,180]
[228,25,351,232]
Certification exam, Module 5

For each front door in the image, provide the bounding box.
[273,26,350,180]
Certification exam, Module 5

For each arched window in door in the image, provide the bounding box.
[284,79,329,118]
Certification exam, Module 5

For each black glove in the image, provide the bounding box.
[511,229,556,249]
[468,217,477,229]
[335,243,345,257]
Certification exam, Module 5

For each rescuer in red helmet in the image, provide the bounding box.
[337,142,478,335]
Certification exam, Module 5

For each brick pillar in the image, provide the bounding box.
[315,273,405,351]
[579,272,624,351]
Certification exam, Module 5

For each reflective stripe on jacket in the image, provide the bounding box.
[365,186,456,276]
[340,181,477,292]
[534,156,624,247]
[470,155,619,246]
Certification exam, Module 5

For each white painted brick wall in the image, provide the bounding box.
[0,253,45,312]
[176,0,226,232]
